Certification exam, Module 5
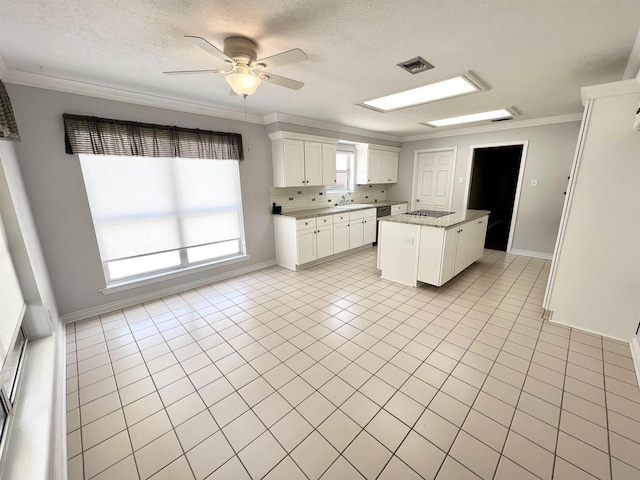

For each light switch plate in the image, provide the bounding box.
[531,179,538,187]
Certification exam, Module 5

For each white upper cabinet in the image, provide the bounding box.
[355,144,400,185]
[380,150,399,183]
[303,141,323,186]
[322,143,337,187]
[269,132,339,187]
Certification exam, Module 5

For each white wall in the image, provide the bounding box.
[6,84,275,318]
[547,88,640,341]
[389,122,581,255]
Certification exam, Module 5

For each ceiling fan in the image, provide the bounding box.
[164,36,307,96]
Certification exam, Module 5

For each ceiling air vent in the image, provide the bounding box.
[398,57,434,74]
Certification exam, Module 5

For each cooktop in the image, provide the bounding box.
[407,210,455,218]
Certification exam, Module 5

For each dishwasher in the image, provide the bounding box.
[373,205,391,245]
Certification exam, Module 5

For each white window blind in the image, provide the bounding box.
[79,155,245,282]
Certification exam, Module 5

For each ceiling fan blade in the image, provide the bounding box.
[163,69,229,75]
[185,35,232,63]
[261,73,304,90]
[255,49,307,69]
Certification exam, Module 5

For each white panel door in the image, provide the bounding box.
[414,150,454,211]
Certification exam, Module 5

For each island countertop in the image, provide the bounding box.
[380,209,490,229]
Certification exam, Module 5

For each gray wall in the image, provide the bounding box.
[388,122,581,255]
[7,84,275,318]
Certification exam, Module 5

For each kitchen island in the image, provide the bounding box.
[378,209,490,287]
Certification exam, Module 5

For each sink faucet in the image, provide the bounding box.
[339,192,351,205]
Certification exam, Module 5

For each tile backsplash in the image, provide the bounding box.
[270,185,388,213]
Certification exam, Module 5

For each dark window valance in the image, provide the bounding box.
[0,80,21,141]
[63,113,243,160]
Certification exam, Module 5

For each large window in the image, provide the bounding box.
[79,155,246,284]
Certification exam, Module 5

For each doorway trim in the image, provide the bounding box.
[410,147,458,213]
[464,140,529,253]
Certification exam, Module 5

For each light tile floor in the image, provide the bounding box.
[66,248,640,480]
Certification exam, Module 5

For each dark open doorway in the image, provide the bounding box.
[468,145,523,251]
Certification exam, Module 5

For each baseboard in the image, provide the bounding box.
[52,321,67,480]
[549,316,630,343]
[509,249,553,260]
[630,336,640,388]
[293,245,374,271]
[61,259,277,324]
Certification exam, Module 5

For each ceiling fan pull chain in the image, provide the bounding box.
[243,94,250,153]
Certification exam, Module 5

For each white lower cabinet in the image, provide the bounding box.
[296,224,333,264]
[363,213,377,244]
[275,209,376,270]
[333,213,350,254]
[316,224,334,259]
[391,203,408,215]
[380,214,488,287]
[418,215,488,286]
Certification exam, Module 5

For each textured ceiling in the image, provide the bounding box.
[1,0,639,136]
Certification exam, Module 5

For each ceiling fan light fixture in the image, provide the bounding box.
[225,68,262,96]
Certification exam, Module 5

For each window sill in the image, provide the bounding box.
[100,254,250,295]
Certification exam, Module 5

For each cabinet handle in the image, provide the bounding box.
[478,221,483,224]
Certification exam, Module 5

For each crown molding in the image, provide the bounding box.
[400,113,584,142]
[2,67,265,124]
[581,79,640,104]
[263,112,402,143]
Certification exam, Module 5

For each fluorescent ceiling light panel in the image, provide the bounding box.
[423,108,515,127]
[359,74,485,112]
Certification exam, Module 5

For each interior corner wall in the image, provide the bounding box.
[5,84,275,319]
[388,122,581,255]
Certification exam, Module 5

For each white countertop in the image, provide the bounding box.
[380,209,490,229]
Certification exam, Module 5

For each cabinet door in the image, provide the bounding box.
[381,151,399,183]
[297,227,317,264]
[322,143,337,186]
[349,221,364,248]
[472,216,488,261]
[453,225,472,275]
[283,139,305,187]
[304,142,323,186]
[367,149,382,184]
[316,225,334,258]
[363,217,377,244]
[441,228,458,284]
[333,222,349,253]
